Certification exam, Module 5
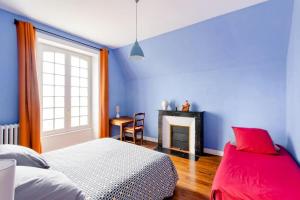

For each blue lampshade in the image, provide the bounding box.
[130,40,144,60]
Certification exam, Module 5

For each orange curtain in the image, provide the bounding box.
[16,21,42,153]
[100,48,109,138]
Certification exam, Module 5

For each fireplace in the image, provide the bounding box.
[170,125,189,152]
[157,110,204,157]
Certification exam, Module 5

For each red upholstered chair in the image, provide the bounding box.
[123,113,145,144]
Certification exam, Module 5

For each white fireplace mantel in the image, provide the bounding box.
[162,116,196,154]
[158,110,204,156]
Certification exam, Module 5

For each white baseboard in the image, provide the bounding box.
[203,148,224,156]
[143,136,158,143]
[112,135,223,156]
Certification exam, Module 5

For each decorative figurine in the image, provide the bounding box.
[182,100,190,112]
[115,105,120,118]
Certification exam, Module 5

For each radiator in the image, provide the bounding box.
[0,124,19,145]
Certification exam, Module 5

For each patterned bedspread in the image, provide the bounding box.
[43,138,178,200]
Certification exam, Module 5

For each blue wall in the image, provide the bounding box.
[286,0,300,163]
[113,0,293,150]
[0,9,18,124]
[0,0,298,155]
[0,8,126,124]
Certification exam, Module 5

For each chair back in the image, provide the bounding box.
[133,113,145,129]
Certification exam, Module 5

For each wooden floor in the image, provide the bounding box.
[140,140,222,200]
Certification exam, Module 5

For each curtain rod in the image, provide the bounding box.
[14,19,109,53]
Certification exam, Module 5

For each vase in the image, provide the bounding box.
[115,105,120,118]
[161,100,169,110]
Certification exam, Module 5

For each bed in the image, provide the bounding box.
[211,142,300,200]
[43,138,178,200]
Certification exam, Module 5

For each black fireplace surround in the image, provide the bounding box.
[158,110,204,156]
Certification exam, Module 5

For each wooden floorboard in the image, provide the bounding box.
[140,140,222,200]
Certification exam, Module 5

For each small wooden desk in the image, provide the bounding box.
[110,116,134,141]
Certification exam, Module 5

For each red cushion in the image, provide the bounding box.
[232,127,277,155]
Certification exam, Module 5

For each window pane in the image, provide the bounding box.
[55,108,64,118]
[55,53,65,64]
[55,86,64,96]
[55,97,64,107]
[71,87,79,97]
[43,108,53,120]
[79,68,88,78]
[71,117,79,127]
[71,67,79,77]
[41,48,91,133]
[80,97,88,106]
[71,77,79,87]
[55,75,64,86]
[43,97,54,108]
[43,74,54,85]
[43,62,54,73]
[80,107,88,115]
[80,116,88,126]
[55,64,65,75]
[80,59,88,68]
[80,78,88,87]
[54,118,64,129]
[80,87,88,96]
[43,85,54,96]
[43,52,54,62]
[71,97,80,107]
[43,120,53,131]
[71,56,79,67]
[71,107,79,117]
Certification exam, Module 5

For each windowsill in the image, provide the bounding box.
[42,127,92,138]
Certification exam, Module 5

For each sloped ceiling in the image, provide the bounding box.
[113,0,293,80]
[0,0,266,48]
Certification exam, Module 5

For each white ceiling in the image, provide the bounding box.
[0,0,267,48]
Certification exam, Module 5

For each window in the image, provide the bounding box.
[70,56,89,127]
[38,43,92,135]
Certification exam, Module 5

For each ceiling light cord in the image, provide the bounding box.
[136,0,138,41]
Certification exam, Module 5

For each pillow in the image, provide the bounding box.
[230,139,280,152]
[0,145,49,169]
[232,127,277,154]
[15,166,85,200]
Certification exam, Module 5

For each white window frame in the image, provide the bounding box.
[36,33,99,137]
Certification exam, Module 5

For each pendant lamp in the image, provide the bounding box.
[130,0,144,60]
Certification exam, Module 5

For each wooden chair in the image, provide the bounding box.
[123,113,145,145]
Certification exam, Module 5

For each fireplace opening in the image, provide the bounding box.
[170,125,189,152]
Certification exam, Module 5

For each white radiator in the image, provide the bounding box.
[0,124,19,145]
